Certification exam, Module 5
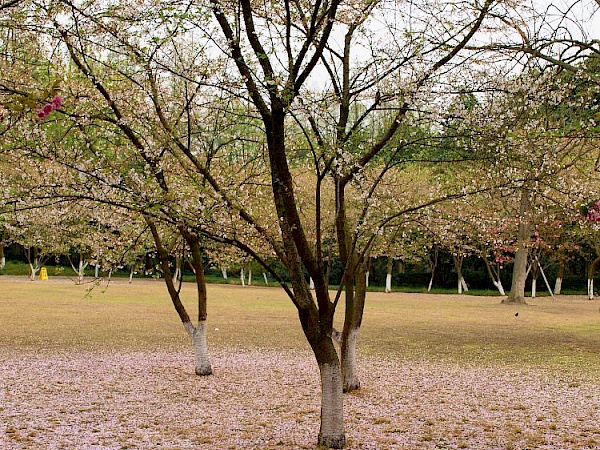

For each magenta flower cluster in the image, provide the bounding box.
[586,201,600,222]
[36,94,63,120]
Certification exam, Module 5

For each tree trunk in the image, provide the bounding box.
[247,263,252,286]
[493,280,506,296]
[318,358,345,449]
[296,296,345,449]
[262,271,269,286]
[385,256,393,293]
[339,255,367,393]
[184,229,212,375]
[427,246,439,292]
[240,265,245,287]
[365,256,371,288]
[588,257,600,300]
[482,255,506,295]
[452,254,468,294]
[29,263,38,281]
[554,261,564,295]
[221,266,228,279]
[184,320,212,376]
[530,262,539,298]
[173,255,182,284]
[0,242,5,270]
[504,188,532,304]
[129,265,135,284]
[147,220,212,376]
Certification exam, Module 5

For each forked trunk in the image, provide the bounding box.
[29,263,38,281]
[148,220,213,376]
[185,320,212,376]
[452,255,468,294]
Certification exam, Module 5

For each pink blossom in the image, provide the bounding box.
[51,94,63,109]
[35,95,64,121]
[36,108,49,120]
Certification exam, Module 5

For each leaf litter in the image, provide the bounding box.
[1,349,599,449]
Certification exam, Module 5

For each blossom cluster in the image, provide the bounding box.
[586,201,600,222]
[36,94,63,121]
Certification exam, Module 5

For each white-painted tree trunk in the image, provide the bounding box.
[493,280,506,296]
[458,279,463,294]
[365,270,370,288]
[240,266,245,287]
[588,278,594,300]
[129,266,135,283]
[173,256,182,284]
[29,263,39,281]
[184,321,212,376]
[262,272,268,286]
[427,277,434,292]
[0,256,5,270]
[77,259,88,284]
[531,278,537,298]
[553,277,562,295]
[385,273,392,293]
[460,277,468,292]
[341,327,359,392]
[247,264,252,286]
[318,363,345,449]
[95,264,100,278]
[221,267,228,279]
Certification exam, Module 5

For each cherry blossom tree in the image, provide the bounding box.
[5,0,598,448]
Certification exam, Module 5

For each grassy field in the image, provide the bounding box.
[1,276,599,371]
[1,277,600,449]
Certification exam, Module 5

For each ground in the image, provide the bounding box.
[1,277,599,449]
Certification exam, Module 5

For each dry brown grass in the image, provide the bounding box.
[1,277,598,372]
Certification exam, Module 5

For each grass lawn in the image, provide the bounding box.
[1,276,599,449]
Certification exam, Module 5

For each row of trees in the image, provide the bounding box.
[1,0,599,447]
